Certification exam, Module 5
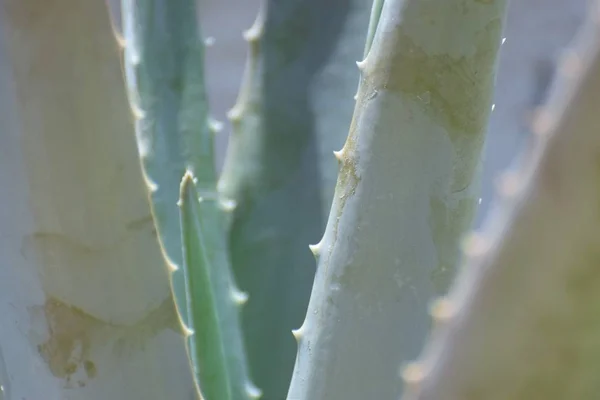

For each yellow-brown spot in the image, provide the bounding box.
[367,17,502,143]
[326,132,361,267]
[364,8,504,191]
[32,295,181,385]
[83,360,97,379]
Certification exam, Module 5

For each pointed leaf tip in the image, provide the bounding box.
[179,171,198,205]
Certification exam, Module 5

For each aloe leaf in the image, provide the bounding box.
[0,0,195,398]
[401,4,600,398]
[179,173,259,400]
[287,0,507,399]
[363,0,385,61]
[217,1,372,398]
[121,0,217,330]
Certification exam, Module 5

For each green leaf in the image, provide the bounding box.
[288,0,507,398]
[121,0,216,329]
[179,172,260,400]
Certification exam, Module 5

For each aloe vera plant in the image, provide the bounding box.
[179,173,258,400]
[217,1,373,397]
[120,2,260,398]
[121,0,217,329]
[1,0,599,399]
[0,1,195,399]
[287,0,507,398]
[401,5,600,398]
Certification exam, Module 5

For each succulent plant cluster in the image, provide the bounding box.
[1,0,599,399]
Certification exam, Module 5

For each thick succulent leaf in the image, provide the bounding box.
[287,0,507,399]
[179,173,259,400]
[0,0,195,398]
[121,0,216,328]
[402,4,600,398]
[217,1,372,398]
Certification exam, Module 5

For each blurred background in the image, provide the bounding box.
[199,0,588,228]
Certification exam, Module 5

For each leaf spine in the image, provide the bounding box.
[245,382,263,399]
[356,59,367,71]
[333,149,344,164]
[292,325,306,343]
[208,117,224,134]
[530,107,554,137]
[429,296,455,329]
[559,48,582,78]
[308,242,321,257]
[401,362,426,393]
[495,172,521,199]
[461,232,490,259]
[226,106,244,125]
[204,36,216,47]
[232,289,249,306]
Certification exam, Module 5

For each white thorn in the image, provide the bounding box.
[495,172,520,198]
[309,242,321,257]
[181,324,195,337]
[429,296,455,326]
[142,173,158,193]
[501,37,506,45]
[356,59,367,71]
[227,105,243,124]
[291,325,305,342]
[129,101,145,120]
[333,149,344,162]
[401,362,426,390]
[243,19,264,43]
[462,232,490,259]
[531,107,554,137]
[560,49,581,78]
[232,290,249,306]
[491,103,495,112]
[204,36,216,47]
[165,259,179,273]
[245,382,262,399]
[208,117,224,134]
[219,198,237,213]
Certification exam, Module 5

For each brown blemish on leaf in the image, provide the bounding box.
[335,137,360,218]
[34,295,181,385]
[325,132,361,268]
[83,360,97,379]
[367,17,502,142]
[364,8,504,192]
